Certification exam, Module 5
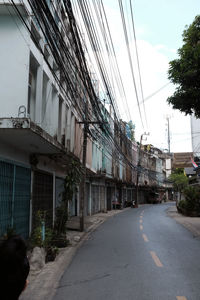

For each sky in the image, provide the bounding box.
[73,0,200,153]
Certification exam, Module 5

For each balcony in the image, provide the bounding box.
[0,118,65,154]
[0,1,29,16]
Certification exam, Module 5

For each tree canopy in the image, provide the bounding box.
[167,15,200,118]
[169,173,188,192]
[168,168,188,192]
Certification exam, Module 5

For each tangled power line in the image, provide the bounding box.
[9,0,165,184]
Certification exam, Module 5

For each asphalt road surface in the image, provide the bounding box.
[54,203,200,300]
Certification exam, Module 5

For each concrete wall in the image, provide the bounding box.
[74,123,83,160]
[119,158,123,180]
[0,15,30,118]
[191,116,200,156]
[86,138,93,169]
[165,158,171,178]
[92,142,102,172]
[104,149,112,177]
[156,158,163,186]
[0,140,30,167]
[0,13,61,140]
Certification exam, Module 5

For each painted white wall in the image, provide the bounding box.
[0,12,63,139]
[51,87,59,138]
[0,15,30,118]
[105,150,112,177]
[0,141,30,166]
[191,116,200,156]
[70,113,75,152]
[66,107,71,147]
[0,0,29,6]
[119,157,123,180]
[92,142,103,172]
[165,158,171,178]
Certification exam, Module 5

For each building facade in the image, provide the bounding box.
[0,0,171,239]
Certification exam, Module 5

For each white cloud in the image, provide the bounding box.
[169,48,177,54]
[113,38,191,152]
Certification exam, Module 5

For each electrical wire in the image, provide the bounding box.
[9,0,166,184]
[94,0,131,122]
[118,0,144,129]
[129,0,148,129]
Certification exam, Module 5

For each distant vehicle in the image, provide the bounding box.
[112,200,122,209]
[131,200,136,207]
[149,192,162,204]
[124,200,132,207]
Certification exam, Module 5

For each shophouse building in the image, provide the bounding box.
[0,0,139,238]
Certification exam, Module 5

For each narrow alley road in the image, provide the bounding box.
[53,203,200,300]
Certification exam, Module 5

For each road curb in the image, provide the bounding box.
[167,206,200,238]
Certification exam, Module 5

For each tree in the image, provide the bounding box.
[54,157,83,235]
[168,169,188,203]
[167,15,200,118]
[182,185,200,214]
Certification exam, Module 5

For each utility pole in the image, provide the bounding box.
[165,114,172,154]
[167,117,170,154]
[79,116,107,231]
[135,134,143,208]
[79,119,88,232]
[135,132,149,207]
[79,98,88,232]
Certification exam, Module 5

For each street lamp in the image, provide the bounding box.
[135,132,150,207]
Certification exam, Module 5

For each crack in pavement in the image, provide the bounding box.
[57,263,129,290]
[57,273,111,289]
[114,263,129,270]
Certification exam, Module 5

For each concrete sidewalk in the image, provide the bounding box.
[20,208,129,300]
[167,205,200,238]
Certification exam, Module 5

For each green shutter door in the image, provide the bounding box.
[13,166,31,238]
[0,161,14,237]
[32,171,53,229]
[0,161,31,238]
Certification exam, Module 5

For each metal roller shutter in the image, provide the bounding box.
[0,161,31,238]
[32,171,53,228]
